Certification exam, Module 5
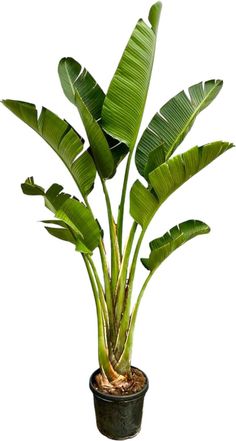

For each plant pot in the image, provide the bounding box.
[89,367,149,440]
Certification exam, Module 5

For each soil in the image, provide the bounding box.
[94,367,146,396]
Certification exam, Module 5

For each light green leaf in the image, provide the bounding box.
[149,141,234,204]
[141,220,210,270]
[101,2,162,149]
[130,180,158,228]
[136,80,223,177]
[2,99,96,196]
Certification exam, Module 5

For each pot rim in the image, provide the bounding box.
[89,366,149,401]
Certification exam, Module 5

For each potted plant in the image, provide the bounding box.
[1,2,234,439]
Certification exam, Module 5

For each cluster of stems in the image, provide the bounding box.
[81,151,155,381]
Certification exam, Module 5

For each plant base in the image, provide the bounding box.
[89,367,149,440]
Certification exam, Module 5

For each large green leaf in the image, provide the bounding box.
[21,177,101,252]
[130,141,234,227]
[135,80,223,177]
[149,141,233,204]
[101,2,162,149]
[141,220,210,270]
[2,100,96,196]
[58,57,129,171]
[58,58,114,178]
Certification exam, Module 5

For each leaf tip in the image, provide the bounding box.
[148,2,162,34]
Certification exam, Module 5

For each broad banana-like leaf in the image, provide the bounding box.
[101,2,162,149]
[2,100,96,196]
[21,177,101,252]
[141,220,210,270]
[149,141,233,204]
[130,141,233,227]
[135,80,223,177]
[58,57,129,171]
[58,58,114,178]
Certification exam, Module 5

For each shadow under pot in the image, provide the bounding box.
[89,367,149,440]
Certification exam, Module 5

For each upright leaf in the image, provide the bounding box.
[58,59,114,178]
[2,100,96,196]
[101,2,162,149]
[58,57,105,121]
[141,220,210,270]
[136,80,223,177]
[58,57,129,171]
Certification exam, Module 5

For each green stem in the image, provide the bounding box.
[87,254,109,330]
[98,240,116,345]
[101,178,120,294]
[115,270,154,373]
[115,226,147,358]
[83,255,118,380]
[115,222,138,325]
[117,152,133,255]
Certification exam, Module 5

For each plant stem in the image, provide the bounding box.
[83,255,119,380]
[100,178,120,294]
[115,270,154,373]
[115,226,147,359]
[87,254,109,330]
[115,221,138,325]
[98,240,116,345]
[117,151,133,255]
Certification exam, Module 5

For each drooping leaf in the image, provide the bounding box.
[149,141,234,204]
[2,100,96,196]
[21,178,101,252]
[58,57,129,172]
[136,80,223,177]
[141,220,210,270]
[101,2,162,149]
[130,141,234,228]
[21,177,71,213]
[21,177,44,196]
[44,226,76,244]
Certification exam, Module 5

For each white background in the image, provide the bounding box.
[0,0,235,440]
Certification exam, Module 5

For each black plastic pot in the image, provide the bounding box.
[89,367,149,440]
